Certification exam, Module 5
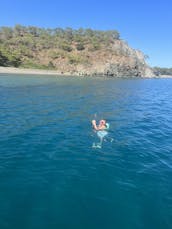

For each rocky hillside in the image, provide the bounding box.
[0,25,154,77]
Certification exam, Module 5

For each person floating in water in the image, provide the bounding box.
[91,119,110,148]
[92,119,109,131]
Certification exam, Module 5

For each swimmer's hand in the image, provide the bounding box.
[92,120,96,125]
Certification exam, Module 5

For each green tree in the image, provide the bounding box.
[0,50,8,66]
[0,27,13,40]
[65,27,73,41]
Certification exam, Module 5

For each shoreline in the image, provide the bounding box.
[0,66,172,78]
[157,74,172,78]
[0,66,94,77]
[0,66,72,76]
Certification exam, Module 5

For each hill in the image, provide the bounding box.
[0,25,154,77]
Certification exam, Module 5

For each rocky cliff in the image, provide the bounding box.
[69,40,154,77]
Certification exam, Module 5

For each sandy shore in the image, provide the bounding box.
[0,66,71,76]
[0,66,172,78]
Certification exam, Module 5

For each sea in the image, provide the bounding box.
[0,74,172,229]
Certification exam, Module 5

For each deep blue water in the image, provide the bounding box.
[0,74,172,229]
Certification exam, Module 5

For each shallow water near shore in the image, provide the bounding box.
[0,74,172,229]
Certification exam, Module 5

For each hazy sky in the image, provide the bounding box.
[1,0,171,67]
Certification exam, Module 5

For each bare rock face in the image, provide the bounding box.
[67,40,155,77]
[96,40,155,77]
[103,61,155,78]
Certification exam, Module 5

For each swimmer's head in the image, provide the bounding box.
[99,119,106,125]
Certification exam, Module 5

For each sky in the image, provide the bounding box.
[0,0,172,67]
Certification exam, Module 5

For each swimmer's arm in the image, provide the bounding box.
[98,126,106,130]
[92,120,99,130]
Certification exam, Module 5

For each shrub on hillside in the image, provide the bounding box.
[76,43,85,51]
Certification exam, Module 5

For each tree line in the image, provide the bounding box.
[0,25,120,68]
[153,67,172,76]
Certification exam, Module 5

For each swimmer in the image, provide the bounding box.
[91,119,110,148]
[91,119,109,131]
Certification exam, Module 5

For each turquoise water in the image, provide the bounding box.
[0,74,172,229]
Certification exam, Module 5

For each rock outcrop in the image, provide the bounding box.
[72,40,154,77]
[50,40,154,77]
